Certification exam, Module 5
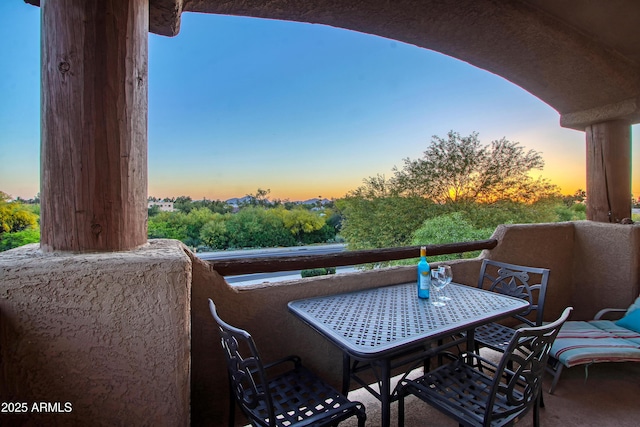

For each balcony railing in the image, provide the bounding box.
[206,239,498,276]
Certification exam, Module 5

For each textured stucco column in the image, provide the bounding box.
[0,240,190,426]
[586,120,632,222]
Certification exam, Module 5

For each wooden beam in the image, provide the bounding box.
[40,0,148,252]
[208,239,498,276]
[586,120,631,222]
[148,0,184,36]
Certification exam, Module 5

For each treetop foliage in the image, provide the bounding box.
[148,202,339,251]
[0,191,40,251]
[336,196,437,250]
[411,211,494,262]
[338,131,585,256]
[350,131,560,205]
[1,192,38,234]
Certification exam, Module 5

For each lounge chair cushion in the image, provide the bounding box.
[550,320,640,368]
[625,296,640,315]
[616,308,640,333]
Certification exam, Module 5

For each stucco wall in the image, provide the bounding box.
[571,221,640,318]
[0,239,191,426]
[487,222,576,320]
[484,221,640,319]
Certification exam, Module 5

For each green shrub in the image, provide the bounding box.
[0,227,40,251]
[301,267,336,278]
[412,211,494,262]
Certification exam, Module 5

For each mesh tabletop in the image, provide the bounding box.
[288,282,529,359]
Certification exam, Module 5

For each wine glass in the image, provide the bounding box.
[430,268,447,307]
[438,265,452,301]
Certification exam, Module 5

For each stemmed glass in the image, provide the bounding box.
[431,268,448,307]
[438,265,452,302]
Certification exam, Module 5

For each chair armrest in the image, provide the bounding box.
[594,308,627,320]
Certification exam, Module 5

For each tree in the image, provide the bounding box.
[147,204,161,217]
[338,131,570,254]
[145,201,336,250]
[391,131,559,204]
[199,214,230,249]
[253,188,271,207]
[191,198,233,214]
[1,195,39,234]
[554,202,587,222]
[561,189,586,207]
[225,207,296,248]
[147,211,189,241]
[461,198,565,229]
[348,174,398,200]
[241,188,273,208]
[0,192,40,251]
[174,196,194,213]
[412,212,494,262]
[274,207,325,243]
[0,227,40,251]
[337,196,438,250]
[182,208,219,247]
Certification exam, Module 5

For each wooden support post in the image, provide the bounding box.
[40,0,149,251]
[586,120,632,222]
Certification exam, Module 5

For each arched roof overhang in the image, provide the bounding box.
[21,0,640,249]
[142,0,640,130]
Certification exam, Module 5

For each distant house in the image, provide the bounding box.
[148,201,174,212]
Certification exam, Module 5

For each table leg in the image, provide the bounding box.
[342,353,351,395]
[465,328,475,364]
[379,359,392,427]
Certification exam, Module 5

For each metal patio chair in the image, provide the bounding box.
[209,299,366,427]
[398,307,572,427]
[473,260,550,354]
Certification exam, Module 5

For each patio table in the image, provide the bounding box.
[288,281,529,427]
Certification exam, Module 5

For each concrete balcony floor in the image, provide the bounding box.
[342,352,640,427]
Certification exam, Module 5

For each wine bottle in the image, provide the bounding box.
[417,246,430,298]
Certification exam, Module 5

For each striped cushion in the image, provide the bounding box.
[550,320,640,368]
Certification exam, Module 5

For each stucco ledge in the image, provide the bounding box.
[0,239,191,426]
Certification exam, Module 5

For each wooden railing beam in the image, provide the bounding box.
[208,239,498,276]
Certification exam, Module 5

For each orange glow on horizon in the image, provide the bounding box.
[147,181,357,202]
[149,178,593,202]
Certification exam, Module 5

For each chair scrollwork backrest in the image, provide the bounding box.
[209,300,275,426]
[478,260,550,327]
[485,307,572,425]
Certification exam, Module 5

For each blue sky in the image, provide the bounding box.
[1,3,638,201]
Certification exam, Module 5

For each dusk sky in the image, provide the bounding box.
[1,2,638,202]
